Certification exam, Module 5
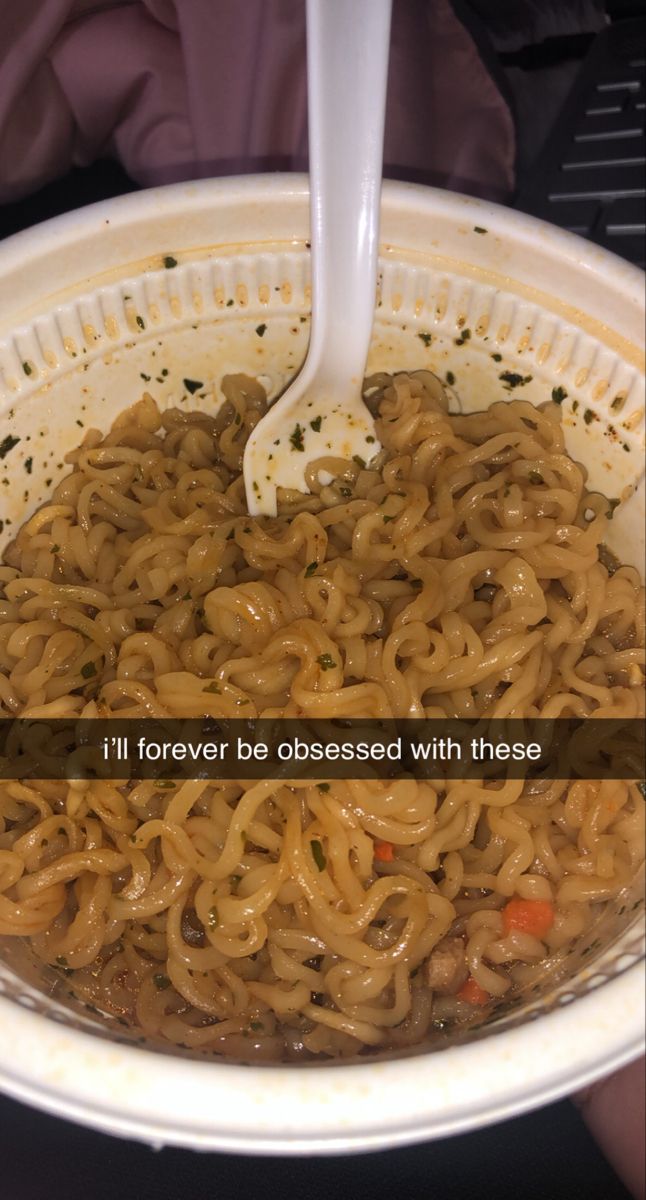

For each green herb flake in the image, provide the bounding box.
[491,353,502,362]
[153,973,171,990]
[529,471,544,485]
[183,378,203,394]
[611,394,625,411]
[55,955,67,966]
[311,839,327,871]
[135,315,145,329]
[81,662,97,679]
[383,514,396,523]
[305,561,318,577]
[155,781,176,789]
[22,362,32,376]
[51,544,60,554]
[473,226,487,234]
[352,455,366,469]
[418,332,432,347]
[316,653,336,671]
[0,436,20,460]
[24,456,33,475]
[203,682,222,694]
[499,371,532,389]
[572,400,580,413]
[310,415,323,432]
[255,323,267,337]
[163,255,178,268]
[289,424,305,452]
[454,328,472,346]
[583,408,596,425]
[551,385,567,405]
[140,372,151,382]
[317,783,330,792]
[446,371,455,385]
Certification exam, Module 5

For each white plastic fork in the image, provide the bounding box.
[243,0,392,516]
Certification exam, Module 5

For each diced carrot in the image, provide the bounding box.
[457,977,490,1006]
[502,897,555,940]
[373,839,394,862]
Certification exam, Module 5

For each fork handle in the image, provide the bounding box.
[305,0,392,386]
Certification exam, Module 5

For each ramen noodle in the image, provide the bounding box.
[0,371,643,1061]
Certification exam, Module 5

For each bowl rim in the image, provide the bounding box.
[0,174,644,345]
[0,173,644,1153]
[0,959,643,1154]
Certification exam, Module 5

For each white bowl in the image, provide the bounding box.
[0,176,644,1154]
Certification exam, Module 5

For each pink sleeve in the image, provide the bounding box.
[0,0,514,206]
[49,3,195,188]
[0,1,76,203]
[386,0,515,199]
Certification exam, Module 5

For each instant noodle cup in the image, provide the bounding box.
[0,177,643,1153]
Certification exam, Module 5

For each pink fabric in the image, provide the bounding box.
[0,1,515,204]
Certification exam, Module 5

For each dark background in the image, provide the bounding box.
[0,1086,635,1200]
[0,4,643,1198]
